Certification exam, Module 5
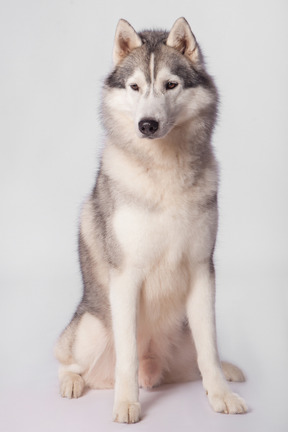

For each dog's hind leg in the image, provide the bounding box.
[54,312,112,398]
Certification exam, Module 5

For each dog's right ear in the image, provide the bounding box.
[113,19,142,65]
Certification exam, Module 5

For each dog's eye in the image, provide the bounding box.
[166,82,178,90]
[130,84,139,91]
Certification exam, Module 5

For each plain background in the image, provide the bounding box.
[1,0,287,431]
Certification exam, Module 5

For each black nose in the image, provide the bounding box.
[138,119,159,137]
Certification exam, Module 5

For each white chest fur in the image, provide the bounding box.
[113,203,189,270]
[104,142,218,272]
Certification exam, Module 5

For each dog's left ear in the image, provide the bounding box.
[166,17,199,63]
[113,19,142,65]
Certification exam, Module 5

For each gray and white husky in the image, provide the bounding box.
[55,17,247,423]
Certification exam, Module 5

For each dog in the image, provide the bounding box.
[54,17,247,423]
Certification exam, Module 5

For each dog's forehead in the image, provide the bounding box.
[128,48,175,84]
[154,46,183,77]
[137,43,202,89]
[130,44,188,83]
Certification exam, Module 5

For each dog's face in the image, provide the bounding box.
[124,59,213,140]
[103,18,216,141]
[125,62,185,139]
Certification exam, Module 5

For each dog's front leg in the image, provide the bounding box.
[109,269,141,423]
[186,262,247,414]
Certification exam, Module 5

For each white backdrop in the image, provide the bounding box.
[1,1,287,431]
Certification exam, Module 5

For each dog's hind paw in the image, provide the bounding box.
[60,372,84,399]
[138,357,162,389]
[221,361,245,382]
[113,401,141,424]
[208,391,247,414]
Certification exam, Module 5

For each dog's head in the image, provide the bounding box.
[102,18,217,141]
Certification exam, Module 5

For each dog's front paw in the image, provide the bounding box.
[208,391,247,414]
[113,401,141,423]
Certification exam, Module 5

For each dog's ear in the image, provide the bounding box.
[113,19,142,65]
[166,17,199,63]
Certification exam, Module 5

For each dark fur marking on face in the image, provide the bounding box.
[105,45,151,88]
[106,28,212,92]
[105,31,168,89]
[169,62,210,89]
[106,64,131,89]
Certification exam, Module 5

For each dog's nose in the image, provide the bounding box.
[138,119,159,137]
